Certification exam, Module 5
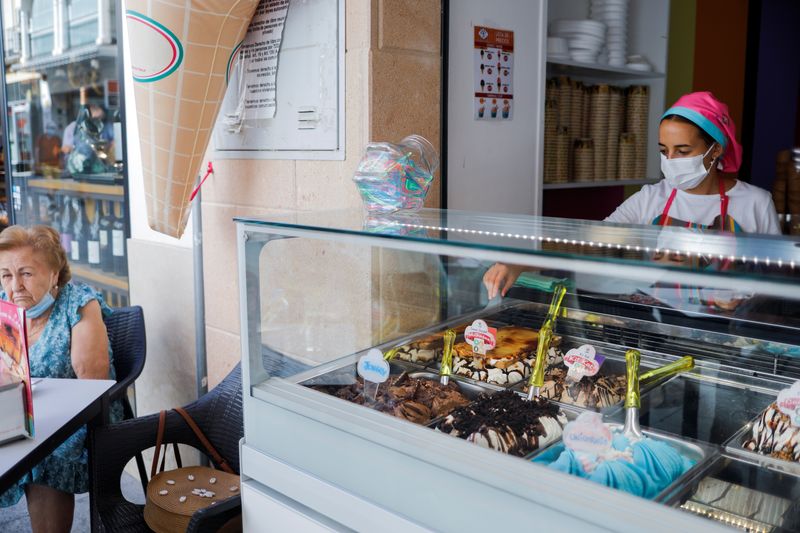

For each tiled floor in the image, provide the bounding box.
[0,473,145,532]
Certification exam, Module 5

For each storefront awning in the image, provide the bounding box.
[9,44,117,72]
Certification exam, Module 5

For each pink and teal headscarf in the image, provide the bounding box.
[661,91,743,173]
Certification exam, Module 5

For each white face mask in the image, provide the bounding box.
[660,143,717,190]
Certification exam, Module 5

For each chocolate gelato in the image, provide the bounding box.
[435,390,568,456]
[310,373,470,425]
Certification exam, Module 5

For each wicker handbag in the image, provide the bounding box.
[143,407,241,533]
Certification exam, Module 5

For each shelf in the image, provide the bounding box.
[26,178,124,198]
[71,264,128,291]
[546,59,665,80]
[543,178,659,190]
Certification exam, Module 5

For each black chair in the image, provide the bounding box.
[90,364,244,533]
[103,306,149,488]
[104,306,147,418]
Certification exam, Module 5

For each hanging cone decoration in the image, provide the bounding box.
[125,0,259,237]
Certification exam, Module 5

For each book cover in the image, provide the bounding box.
[0,299,33,438]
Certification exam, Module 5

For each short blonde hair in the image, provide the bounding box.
[0,225,72,287]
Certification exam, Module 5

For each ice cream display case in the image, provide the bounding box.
[235,208,800,532]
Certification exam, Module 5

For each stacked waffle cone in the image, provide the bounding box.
[125,0,259,237]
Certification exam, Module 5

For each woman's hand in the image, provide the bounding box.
[70,300,110,379]
[483,263,526,300]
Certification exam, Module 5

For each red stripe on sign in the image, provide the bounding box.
[130,15,178,78]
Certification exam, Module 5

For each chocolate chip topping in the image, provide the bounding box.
[436,390,564,455]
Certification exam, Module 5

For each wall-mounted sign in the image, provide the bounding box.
[228,0,290,123]
[473,26,514,121]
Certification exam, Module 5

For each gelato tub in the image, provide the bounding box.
[302,362,490,426]
[664,454,800,532]
[725,404,800,478]
[531,423,709,501]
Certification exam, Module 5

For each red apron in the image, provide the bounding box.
[659,177,730,232]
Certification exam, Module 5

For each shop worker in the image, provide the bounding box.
[0,226,123,533]
[484,91,781,299]
[605,91,779,233]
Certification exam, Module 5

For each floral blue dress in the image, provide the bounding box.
[0,282,123,506]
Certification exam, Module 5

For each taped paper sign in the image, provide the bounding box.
[125,0,260,237]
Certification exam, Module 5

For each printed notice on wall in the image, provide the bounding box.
[473,26,514,121]
[224,0,289,129]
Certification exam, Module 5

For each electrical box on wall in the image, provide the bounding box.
[213,0,344,160]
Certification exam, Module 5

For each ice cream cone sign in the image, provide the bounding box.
[125,0,259,237]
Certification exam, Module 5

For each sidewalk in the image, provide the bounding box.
[0,472,145,532]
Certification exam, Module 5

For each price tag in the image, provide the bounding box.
[777,381,800,427]
[357,349,390,384]
[564,344,605,382]
[464,320,497,355]
[563,412,612,453]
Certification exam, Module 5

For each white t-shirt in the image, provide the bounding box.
[605,179,781,234]
[62,121,76,149]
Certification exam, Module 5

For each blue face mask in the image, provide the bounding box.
[26,291,56,319]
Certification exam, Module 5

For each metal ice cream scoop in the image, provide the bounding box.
[640,356,694,385]
[526,324,552,400]
[525,284,567,401]
[439,329,456,386]
[622,349,644,440]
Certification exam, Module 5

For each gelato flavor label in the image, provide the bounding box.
[464,320,497,355]
[564,344,604,383]
[357,349,390,384]
[126,11,184,83]
[777,381,800,426]
[563,412,612,453]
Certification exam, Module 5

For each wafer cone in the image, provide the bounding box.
[125,0,259,237]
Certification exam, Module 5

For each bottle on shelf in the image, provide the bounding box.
[87,200,101,269]
[60,196,73,255]
[98,200,114,273]
[49,200,62,237]
[111,202,127,276]
[70,198,86,264]
[112,108,124,175]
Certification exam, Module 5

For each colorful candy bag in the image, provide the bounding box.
[353,135,439,213]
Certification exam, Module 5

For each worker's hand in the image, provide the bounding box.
[483,263,526,300]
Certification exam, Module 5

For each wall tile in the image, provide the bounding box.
[346,0,374,51]
[378,0,441,53]
[370,49,442,207]
[200,158,297,209]
[200,204,281,335]
[206,326,242,388]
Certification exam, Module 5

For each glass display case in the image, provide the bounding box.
[0,1,129,306]
[236,208,800,532]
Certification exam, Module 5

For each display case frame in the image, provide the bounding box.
[236,208,800,532]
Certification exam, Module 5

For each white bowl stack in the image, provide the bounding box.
[549,19,607,64]
[590,0,629,67]
[547,37,570,61]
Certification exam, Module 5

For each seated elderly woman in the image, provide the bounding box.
[0,225,121,533]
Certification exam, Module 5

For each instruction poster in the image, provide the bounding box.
[473,26,514,121]
[235,0,290,120]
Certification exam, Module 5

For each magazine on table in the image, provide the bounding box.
[0,299,34,444]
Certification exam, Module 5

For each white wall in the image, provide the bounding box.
[447,0,547,215]
[121,0,193,248]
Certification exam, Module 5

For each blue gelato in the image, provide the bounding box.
[534,431,695,499]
